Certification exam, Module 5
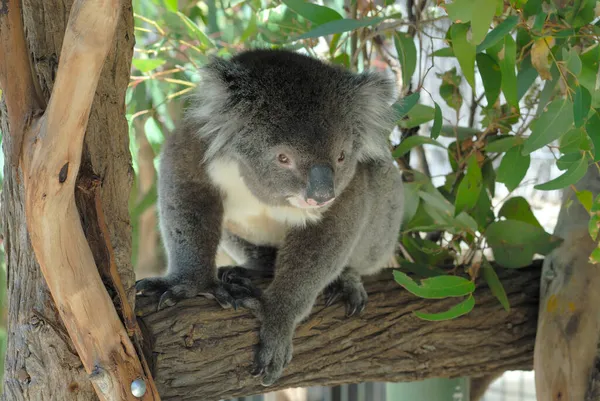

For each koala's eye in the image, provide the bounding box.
[278,154,291,165]
[337,151,346,163]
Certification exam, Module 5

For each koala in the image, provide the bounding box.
[136,49,404,386]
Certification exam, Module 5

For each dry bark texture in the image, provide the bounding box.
[1,2,135,400]
[136,265,541,401]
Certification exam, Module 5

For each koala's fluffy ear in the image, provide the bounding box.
[185,57,249,161]
[350,72,398,162]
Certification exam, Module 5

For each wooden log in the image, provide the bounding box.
[136,265,541,401]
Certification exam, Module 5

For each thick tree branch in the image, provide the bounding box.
[0,0,42,162]
[136,265,541,401]
[7,0,160,399]
[534,166,600,401]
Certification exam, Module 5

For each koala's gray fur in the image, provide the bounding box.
[136,49,404,386]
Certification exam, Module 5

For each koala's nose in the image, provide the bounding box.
[306,164,335,205]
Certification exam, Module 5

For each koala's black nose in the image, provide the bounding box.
[306,165,335,206]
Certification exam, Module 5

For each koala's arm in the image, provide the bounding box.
[248,174,368,385]
[136,127,242,308]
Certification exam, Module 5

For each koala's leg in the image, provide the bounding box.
[323,267,367,317]
[136,134,251,310]
[241,191,365,386]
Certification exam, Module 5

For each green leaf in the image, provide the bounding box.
[403,183,421,225]
[451,23,476,89]
[438,68,463,111]
[132,58,166,73]
[395,32,417,87]
[523,99,575,155]
[414,295,476,321]
[589,246,600,264]
[535,154,589,190]
[455,155,483,215]
[497,145,530,191]
[431,47,455,57]
[398,104,436,128]
[282,0,343,24]
[177,12,215,48]
[470,0,498,45]
[445,0,473,22]
[393,92,420,118]
[517,56,539,102]
[393,136,445,158]
[440,125,479,140]
[560,128,591,153]
[476,15,519,53]
[499,35,518,108]
[477,53,502,106]
[556,152,583,171]
[393,271,475,299]
[575,189,593,212]
[481,258,510,311]
[397,261,447,279]
[485,136,521,153]
[574,85,592,128]
[498,196,542,228]
[486,220,562,268]
[431,103,443,139]
[589,214,600,241]
[295,17,384,40]
[586,109,600,161]
[163,0,177,12]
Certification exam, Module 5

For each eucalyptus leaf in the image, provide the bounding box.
[535,154,589,190]
[455,155,483,215]
[393,136,444,158]
[414,295,476,321]
[476,15,519,52]
[295,17,384,40]
[451,23,476,89]
[481,258,510,312]
[486,220,562,268]
[395,32,417,87]
[282,0,343,24]
[393,271,475,299]
[497,145,530,192]
[523,99,574,155]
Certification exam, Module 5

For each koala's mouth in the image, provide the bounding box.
[287,196,335,209]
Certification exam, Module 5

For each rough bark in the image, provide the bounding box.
[136,264,541,401]
[0,1,139,399]
[534,166,600,401]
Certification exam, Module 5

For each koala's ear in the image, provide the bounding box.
[351,72,398,162]
[185,57,249,160]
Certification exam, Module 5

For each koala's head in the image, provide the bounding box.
[186,49,397,209]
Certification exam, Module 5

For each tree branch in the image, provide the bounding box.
[136,264,541,401]
[0,0,43,164]
[12,1,160,399]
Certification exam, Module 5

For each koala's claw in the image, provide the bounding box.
[323,278,368,317]
[252,335,293,386]
[135,276,246,311]
[218,266,262,298]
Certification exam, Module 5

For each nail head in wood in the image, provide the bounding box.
[131,378,147,398]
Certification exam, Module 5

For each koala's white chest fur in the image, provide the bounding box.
[207,158,322,247]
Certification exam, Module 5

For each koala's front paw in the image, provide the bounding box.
[324,277,368,317]
[218,266,262,298]
[251,322,294,387]
[135,276,252,311]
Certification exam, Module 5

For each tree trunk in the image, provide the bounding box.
[136,264,541,401]
[0,1,135,400]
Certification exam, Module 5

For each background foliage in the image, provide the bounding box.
[127,0,600,321]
